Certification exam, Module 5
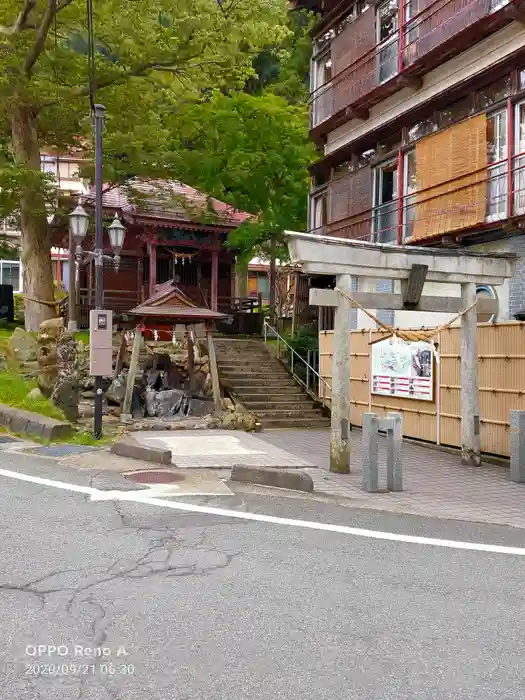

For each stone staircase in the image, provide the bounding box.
[213,338,330,429]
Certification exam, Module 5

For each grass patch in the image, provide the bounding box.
[74,331,90,344]
[0,370,66,420]
[65,430,114,446]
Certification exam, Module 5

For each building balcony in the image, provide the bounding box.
[310,0,518,139]
[311,157,525,246]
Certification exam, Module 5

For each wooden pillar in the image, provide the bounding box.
[211,249,219,311]
[137,254,144,303]
[207,328,221,412]
[330,274,352,473]
[148,240,157,297]
[187,325,195,392]
[121,328,142,422]
[460,282,481,466]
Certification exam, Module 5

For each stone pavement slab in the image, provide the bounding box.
[256,429,525,529]
[129,430,316,469]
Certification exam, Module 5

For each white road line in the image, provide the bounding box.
[1,467,524,556]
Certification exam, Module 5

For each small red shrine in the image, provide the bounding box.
[127,279,227,340]
[52,179,251,326]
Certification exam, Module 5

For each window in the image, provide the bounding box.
[403,149,417,240]
[376,0,399,84]
[514,101,525,215]
[476,285,497,323]
[406,117,436,143]
[0,260,21,292]
[310,190,328,231]
[477,76,511,110]
[40,157,57,176]
[373,160,398,243]
[312,52,332,92]
[58,161,80,180]
[257,273,270,300]
[437,98,472,129]
[486,110,508,222]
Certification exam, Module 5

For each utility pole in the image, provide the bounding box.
[93,103,105,439]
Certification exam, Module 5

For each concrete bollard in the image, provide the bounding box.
[361,412,403,493]
[510,410,525,483]
[386,412,403,492]
[362,413,379,493]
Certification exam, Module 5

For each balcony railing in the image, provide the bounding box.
[316,161,525,244]
[311,0,510,130]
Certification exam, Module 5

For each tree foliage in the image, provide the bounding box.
[0,0,290,328]
[169,91,314,262]
[167,9,316,264]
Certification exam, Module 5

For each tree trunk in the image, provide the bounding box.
[10,100,55,331]
[235,259,248,298]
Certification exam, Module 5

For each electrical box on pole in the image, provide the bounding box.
[89,310,113,376]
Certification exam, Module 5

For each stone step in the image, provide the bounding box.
[219,370,291,381]
[228,383,303,393]
[252,408,324,419]
[242,400,319,411]
[232,386,306,396]
[217,360,286,372]
[257,416,330,429]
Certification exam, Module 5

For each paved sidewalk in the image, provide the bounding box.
[257,429,525,529]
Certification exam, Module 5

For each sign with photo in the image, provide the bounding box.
[371,338,434,401]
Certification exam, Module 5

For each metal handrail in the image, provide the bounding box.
[263,320,332,405]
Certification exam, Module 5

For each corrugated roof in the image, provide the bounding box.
[83,179,251,227]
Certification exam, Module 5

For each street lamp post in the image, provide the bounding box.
[68,105,126,438]
[93,104,105,439]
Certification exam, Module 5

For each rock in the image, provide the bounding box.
[26,387,44,401]
[52,379,79,422]
[187,396,214,417]
[218,404,257,431]
[144,389,157,417]
[38,317,64,338]
[105,375,127,405]
[51,331,79,421]
[78,401,94,418]
[156,389,185,417]
[9,327,38,362]
[81,390,96,399]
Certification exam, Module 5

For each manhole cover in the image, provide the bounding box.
[0,435,19,444]
[125,471,184,485]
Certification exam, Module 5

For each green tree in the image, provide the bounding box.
[0,0,288,329]
[169,90,315,313]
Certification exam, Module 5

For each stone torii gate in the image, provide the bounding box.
[285,232,517,473]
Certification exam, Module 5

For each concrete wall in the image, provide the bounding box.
[326,22,525,156]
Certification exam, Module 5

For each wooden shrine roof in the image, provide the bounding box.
[128,280,227,321]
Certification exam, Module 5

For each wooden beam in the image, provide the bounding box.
[120,328,142,422]
[402,264,428,307]
[206,329,221,413]
[309,288,499,315]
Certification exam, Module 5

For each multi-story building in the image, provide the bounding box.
[0,150,89,293]
[297,0,525,326]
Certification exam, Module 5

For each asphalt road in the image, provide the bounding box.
[1,451,525,700]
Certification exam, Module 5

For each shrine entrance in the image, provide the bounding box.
[285,232,516,473]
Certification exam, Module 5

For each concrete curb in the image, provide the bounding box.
[230,465,314,493]
[110,436,172,465]
[0,404,72,441]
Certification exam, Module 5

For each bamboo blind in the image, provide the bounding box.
[411,114,487,242]
[318,322,525,458]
